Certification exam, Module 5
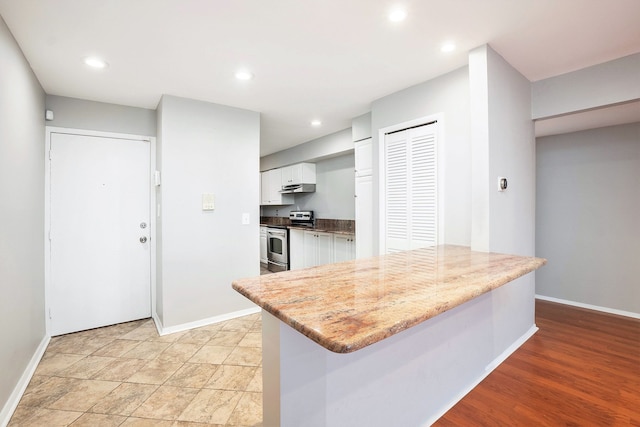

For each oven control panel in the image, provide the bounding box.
[289,211,313,221]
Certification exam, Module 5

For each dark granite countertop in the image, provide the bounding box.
[260,216,354,235]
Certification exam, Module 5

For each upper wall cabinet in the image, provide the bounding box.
[281,162,316,186]
[261,169,294,205]
[354,138,372,177]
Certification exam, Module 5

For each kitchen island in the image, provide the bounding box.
[233,245,546,426]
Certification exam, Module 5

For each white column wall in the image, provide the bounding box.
[157,95,260,328]
[469,43,537,356]
[470,44,536,257]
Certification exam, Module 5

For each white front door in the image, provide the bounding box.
[49,132,151,336]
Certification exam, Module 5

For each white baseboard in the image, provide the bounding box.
[535,295,640,319]
[151,312,164,337]
[425,324,539,426]
[484,324,539,373]
[153,306,261,336]
[0,335,50,427]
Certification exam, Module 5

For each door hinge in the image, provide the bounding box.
[49,150,52,160]
[48,230,52,241]
[48,308,52,319]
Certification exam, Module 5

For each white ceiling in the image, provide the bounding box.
[1,0,639,155]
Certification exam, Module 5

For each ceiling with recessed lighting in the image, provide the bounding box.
[0,0,638,156]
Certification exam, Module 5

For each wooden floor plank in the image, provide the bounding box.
[434,300,640,426]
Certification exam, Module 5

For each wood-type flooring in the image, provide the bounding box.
[435,299,640,426]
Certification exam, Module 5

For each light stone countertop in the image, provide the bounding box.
[233,245,546,353]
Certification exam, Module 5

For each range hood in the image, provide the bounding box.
[280,184,316,194]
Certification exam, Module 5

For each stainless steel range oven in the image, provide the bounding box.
[266,226,289,272]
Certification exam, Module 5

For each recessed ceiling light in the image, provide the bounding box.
[441,42,456,53]
[84,56,108,69]
[311,120,322,127]
[235,70,254,80]
[389,8,407,22]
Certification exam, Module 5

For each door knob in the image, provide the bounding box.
[140,222,147,229]
[139,236,147,243]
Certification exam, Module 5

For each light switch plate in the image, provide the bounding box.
[242,213,250,224]
[202,193,215,210]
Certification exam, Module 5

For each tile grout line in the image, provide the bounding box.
[10,315,263,426]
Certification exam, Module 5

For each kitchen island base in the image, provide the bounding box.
[262,276,537,427]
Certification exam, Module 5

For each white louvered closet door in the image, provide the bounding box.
[383,122,437,253]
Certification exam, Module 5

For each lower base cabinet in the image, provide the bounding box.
[260,226,267,264]
[289,229,355,270]
[303,231,333,268]
[333,234,356,262]
[289,229,305,270]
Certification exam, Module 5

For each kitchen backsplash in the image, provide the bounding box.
[316,218,355,233]
[260,216,290,226]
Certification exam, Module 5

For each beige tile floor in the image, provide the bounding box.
[9,314,264,427]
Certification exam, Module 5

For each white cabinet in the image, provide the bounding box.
[354,138,372,177]
[260,226,268,264]
[260,171,268,204]
[333,234,356,263]
[355,137,373,258]
[289,229,305,270]
[289,229,356,270]
[281,162,316,186]
[303,230,333,268]
[355,175,373,258]
[260,169,294,205]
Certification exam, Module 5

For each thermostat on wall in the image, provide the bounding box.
[498,176,508,192]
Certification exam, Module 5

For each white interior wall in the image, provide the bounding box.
[0,16,46,420]
[370,66,472,251]
[532,52,640,120]
[45,95,157,137]
[157,95,260,328]
[536,123,640,314]
[352,112,372,142]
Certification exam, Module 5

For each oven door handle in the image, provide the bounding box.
[268,230,287,237]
